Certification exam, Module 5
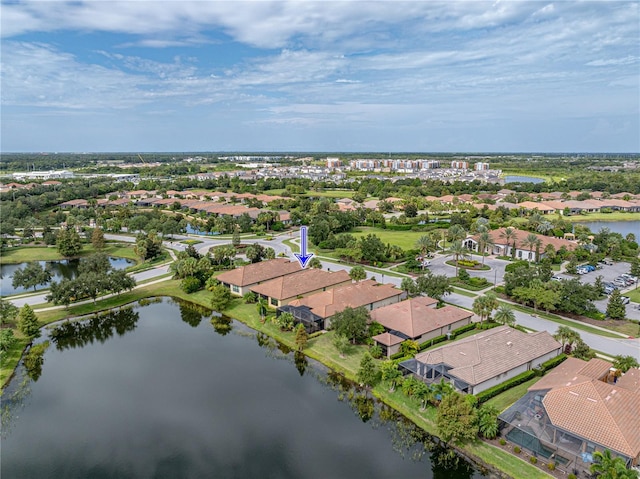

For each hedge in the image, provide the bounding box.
[418,334,447,351]
[385,224,414,231]
[539,353,567,373]
[475,369,538,404]
[450,323,476,339]
[390,351,409,361]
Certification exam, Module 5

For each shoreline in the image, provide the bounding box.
[2,290,550,479]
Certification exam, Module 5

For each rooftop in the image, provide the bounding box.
[216,258,302,287]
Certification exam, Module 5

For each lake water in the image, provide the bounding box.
[504,175,545,184]
[1,299,483,479]
[0,257,134,296]
[575,220,639,240]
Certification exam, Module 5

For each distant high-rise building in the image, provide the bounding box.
[474,162,490,171]
[451,161,468,170]
[326,157,341,168]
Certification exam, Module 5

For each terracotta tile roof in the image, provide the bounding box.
[250,269,351,301]
[415,326,561,387]
[216,259,301,287]
[543,380,640,459]
[616,368,640,394]
[517,201,556,212]
[529,357,611,392]
[373,332,404,346]
[287,280,403,319]
[370,297,470,339]
[470,227,576,252]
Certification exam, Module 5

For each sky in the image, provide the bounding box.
[1,1,639,153]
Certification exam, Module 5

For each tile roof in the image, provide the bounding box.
[616,368,640,394]
[250,269,351,300]
[415,326,561,387]
[543,380,640,459]
[287,280,403,319]
[216,259,302,287]
[529,357,611,392]
[370,297,469,339]
[470,227,576,252]
[373,332,405,346]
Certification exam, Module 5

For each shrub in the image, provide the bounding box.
[540,353,567,373]
[450,323,476,339]
[370,344,383,359]
[458,269,470,281]
[499,439,506,446]
[513,446,521,454]
[547,462,556,471]
[568,474,577,479]
[475,369,538,404]
[243,291,257,304]
[418,334,447,351]
[180,276,202,294]
[495,286,505,294]
[308,331,324,339]
[529,456,537,464]
[467,277,489,287]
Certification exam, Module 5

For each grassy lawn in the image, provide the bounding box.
[452,287,478,298]
[350,227,433,251]
[626,288,640,303]
[566,211,640,223]
[452,280,493,291]
[501,301,623,338]
[485,377,541,412]
[303,190,356,199]
[0,244,139,264]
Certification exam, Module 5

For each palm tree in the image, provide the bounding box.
[431,378,455,404]
[527,212,543,231]
[415,235,435,269]
[554,326,580,354]
[493,305,516,327]
[590,449,638,479]
[473,293,498,324]
[477,404,500,439]
[522,232,540,262]
[380,361,403,392]
[473,217,489,233]
[477,231,494,265]
[256,297,268,323]
[447,240,469,277]
[448,224,466,242]
[500,227,517,258]
[537,220,553,235]
[413,381,432,411]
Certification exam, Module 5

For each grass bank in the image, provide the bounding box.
[566,211,640,223]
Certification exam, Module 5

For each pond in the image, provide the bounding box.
[0,257,134,296]
[1,299,484,479]
[504,175,545,184]
[574,220,639,242]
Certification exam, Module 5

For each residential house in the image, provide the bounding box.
[250,269,351,308]
[517,201,556,215]
[400,326,561,394]
[370,297,473,357]
[217,259,302,296]
[464,227,576,261]
[280,280,404,332]
[499,358,640,471]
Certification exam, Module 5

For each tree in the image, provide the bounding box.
[415,271,452,304]
[590,449,639,479]
[493,304,516,326]
[232,227,241,247]
[399,339,419,357]
[332,333,350,358]
[447,240,469,277]
[415,235,435,264]
[331,306,370,344]
[18,304,40,338]
[630,257,640,279]
[12,261,52,291]
[404,203,418,218]
[349,265,367,282]
[357,352,380,387]
[256,297,268,322]
[572,339,596,361]
[295,323,308,351]
[477,404,500,439]
[78,253,112,275]
[400,277,417,296]
[56,227,82,257]
[606,289,626,320]
[436,391,478,445]
[0,299,19,326]
[613,355,639,373]
[472,292,498,324]
[500,226,517,258]
[447,224,466,242]
[0,329,17,353]
[413,381,432,411]
[359,234,385,263]
[91,228,106,250]
[380,360,403,392]
[477,231,494,265]
[308,257,322,269]
[274,311,295,331]
[245,243,266,263]
[522,232,540,262]
[554,326,581,354]
[210,285,232,312]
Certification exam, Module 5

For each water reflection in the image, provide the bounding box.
[210,313,232,335]
[50,307,140,350]
[174,299,211,327]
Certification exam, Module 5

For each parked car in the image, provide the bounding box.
[621,296,630,305]
[603,259,614,265]
[621,274,638,283]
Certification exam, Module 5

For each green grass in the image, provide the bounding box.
[452,280,493,291]
[350,227,438,251]
[452,287,479,298]
[625,288,640,303]
[303,190,356,199]
[0,244,138,264]
[565,211,640,223]
[485,377,541,412]
[500,301,623,338]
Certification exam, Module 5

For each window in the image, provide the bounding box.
[232,285,239,293]
[270,297,278,306]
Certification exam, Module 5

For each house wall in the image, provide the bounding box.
[471,348,561,394]
[411,317,472,342]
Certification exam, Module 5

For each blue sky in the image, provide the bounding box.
[1,1,639,153]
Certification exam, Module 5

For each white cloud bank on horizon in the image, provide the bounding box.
[1,1,638,152]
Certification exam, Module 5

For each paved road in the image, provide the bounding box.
[9,230,640,359]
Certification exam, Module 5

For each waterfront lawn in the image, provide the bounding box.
[564,211,640,223]
[0,244,139,264]
[307,331,368,378]
[485,377,541,412]
[350,227,434,252]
